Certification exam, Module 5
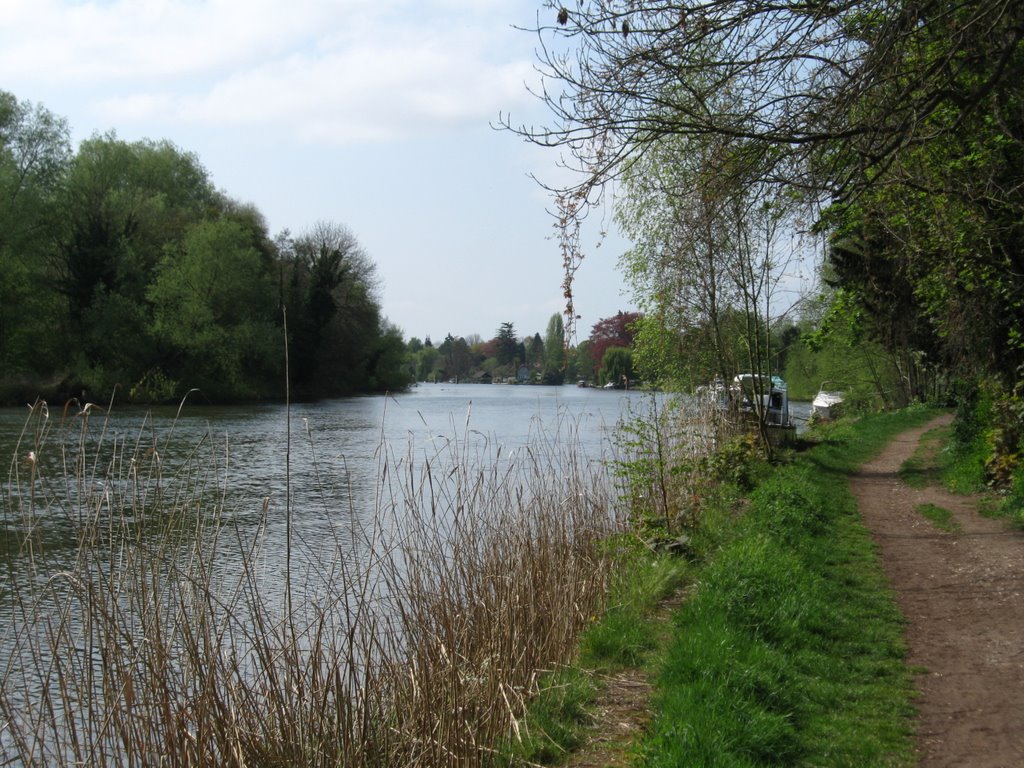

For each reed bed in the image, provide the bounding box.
[0,400,626,767]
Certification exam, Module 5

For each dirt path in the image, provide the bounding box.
[851,414,1024,767]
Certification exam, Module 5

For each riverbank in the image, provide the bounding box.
[7,400,1009,765]
[503,407,953,766]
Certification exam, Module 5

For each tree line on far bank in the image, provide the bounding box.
[406,311,641,387]
[0,89,651,406]
[0,90,407,405]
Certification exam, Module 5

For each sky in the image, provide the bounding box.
[0,0,636,345]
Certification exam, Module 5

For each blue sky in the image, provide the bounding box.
[0,0,634,344]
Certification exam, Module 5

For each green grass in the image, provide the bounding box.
[900,425,950,488]
[899,418,992,531]
[916,502,961,532]
[502,407,940,767]
[639,407,939,767]
[496,538,690,765]
[498,666,598,765]
[580,542,691,669]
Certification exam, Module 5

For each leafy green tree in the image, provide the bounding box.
[616,125,802,404]
[569,339,593,383]
[784,290,906,408]
[510,0,1024,410]
[55,133,217,394]
[629,313,687,388]
[437,334,472,381]
[365,323,411,391]
[824,98,1024,390]
[149,219,281,400]
[589,312,640,375]
[525,332,544,369]
[510,0,1022,219]
[454,337,473,380]
[403,337,423,381]
[495,322,518,367]
[0,92,70,379]
[599,346,633,387]
[416,345,441,382]
[278,221,387,396]
[542,313,566,384]
[0,91,409,403]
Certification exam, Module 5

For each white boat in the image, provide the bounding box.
[811,384,844,421]
[733,373,790,427]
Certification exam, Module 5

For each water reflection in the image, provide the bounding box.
[2,384,811,574]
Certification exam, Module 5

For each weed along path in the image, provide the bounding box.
[851,414,1024,767]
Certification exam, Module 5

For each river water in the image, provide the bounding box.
[1,383,812,763]
[0,384,653,757]
[1,384,657,605]
[1,383,811,576]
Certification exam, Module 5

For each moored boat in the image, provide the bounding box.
[733,373,791,427]
[811,383,844,421]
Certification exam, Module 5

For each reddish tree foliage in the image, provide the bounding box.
[589,311,641,370]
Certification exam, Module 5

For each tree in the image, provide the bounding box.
[823,93,1024,388]
[0,92,70,377]
[365,322,411,391]
[279,221,386,395]
[453,337,473,380]
[149,218,281,400]
[54,133,217,393]
[618,133,746,387]
[495,322,519,367]
[599,346,633,387]
[525,332,545,369]
[783,290,905,408]
[569,339,593,383]
[507,1,1024,352]
[438,333,472,381]
[589,311,640,375]
[542,313,567,384]
[416,345,441,382]
[510,1,1022,201]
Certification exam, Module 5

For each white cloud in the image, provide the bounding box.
[0,0,329,81]
[2,0,542,144]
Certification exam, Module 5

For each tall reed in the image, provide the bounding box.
[0,400,624,766]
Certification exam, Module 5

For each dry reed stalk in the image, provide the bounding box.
[1,401,623,767]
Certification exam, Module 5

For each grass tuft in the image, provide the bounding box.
[916,502,961,532]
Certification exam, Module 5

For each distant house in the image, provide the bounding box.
[516,365,530,383]
[475,371,493,384]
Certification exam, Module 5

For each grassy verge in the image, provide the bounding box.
[899,414,1014,525]
[915,502,961,532]
[501,407,941,767]
[497,539,691,765]
[899,423,949,488]
[640,408,939,767]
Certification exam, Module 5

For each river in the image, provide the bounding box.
[1,382,811,574]
[0,383,811,764]
[1,384,661,613]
